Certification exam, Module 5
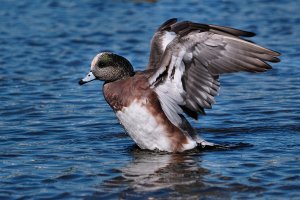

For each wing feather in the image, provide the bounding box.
[147,19,280,125]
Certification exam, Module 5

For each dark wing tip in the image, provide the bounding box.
[166,20,256,39]
[158,18,177,31]
[269,56,281,63]
[170,21,210,37]
[271,50,281,57]
[180,106,199,120]
[159,19,257,39]
[209,24,256,37]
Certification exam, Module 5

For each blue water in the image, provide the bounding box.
[1,0,300,199]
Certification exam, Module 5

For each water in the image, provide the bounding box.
[1,0,300,199]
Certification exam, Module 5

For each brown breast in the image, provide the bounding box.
[102,70,191,152]
[103,71,153,111]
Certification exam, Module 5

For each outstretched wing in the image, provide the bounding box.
[147,18,178,69]
[147,18,258,70]
[147,19,280,126]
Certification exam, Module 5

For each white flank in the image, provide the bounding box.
[116,100,171,151]
[116,100,197,152]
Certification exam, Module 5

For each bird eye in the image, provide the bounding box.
[98,62,105,68]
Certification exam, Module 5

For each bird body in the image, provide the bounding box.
[79,18,280,152]
[102,71,197,152]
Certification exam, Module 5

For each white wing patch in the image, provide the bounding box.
[161,31,177,51]
[154,49,187,126]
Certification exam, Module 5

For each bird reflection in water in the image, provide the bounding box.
[94,144,250,199]
[99,147,211,197]
[121,148,209,192]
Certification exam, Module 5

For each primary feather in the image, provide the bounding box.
[147,18,280,125]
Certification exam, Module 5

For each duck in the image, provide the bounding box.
[79,18,280,152]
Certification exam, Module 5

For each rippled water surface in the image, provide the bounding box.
[1,0,300,199]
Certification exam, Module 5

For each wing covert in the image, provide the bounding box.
[147,19,280,125]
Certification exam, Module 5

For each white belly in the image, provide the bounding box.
[116,100,173,151]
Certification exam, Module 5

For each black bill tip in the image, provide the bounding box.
[78,79,85,85]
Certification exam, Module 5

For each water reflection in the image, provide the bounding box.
[121,149,208,192]
[93,144,258,199]
[96,148,212,199]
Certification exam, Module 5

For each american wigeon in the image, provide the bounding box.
[79,18,280,152]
